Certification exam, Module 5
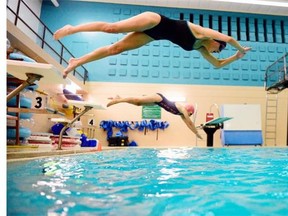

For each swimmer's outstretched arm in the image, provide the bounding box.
[198,46,251,68]
[179,110,203,139]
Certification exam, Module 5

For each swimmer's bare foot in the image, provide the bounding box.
[53,25,72,40]
[107,95,121,107]
[63,58,78,78]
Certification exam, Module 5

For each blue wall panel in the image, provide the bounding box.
[41,1,288,87]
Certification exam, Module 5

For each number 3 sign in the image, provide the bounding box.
[32,94,47,109]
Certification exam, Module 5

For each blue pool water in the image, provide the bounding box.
[7,148,288,216]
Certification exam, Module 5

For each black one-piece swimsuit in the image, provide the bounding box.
[143,14,197,51]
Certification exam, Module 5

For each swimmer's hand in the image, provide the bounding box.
[236,47,251,59]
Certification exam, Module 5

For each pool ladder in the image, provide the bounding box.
[265,92,278,146]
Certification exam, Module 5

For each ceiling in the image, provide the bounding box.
[72,0,288,16]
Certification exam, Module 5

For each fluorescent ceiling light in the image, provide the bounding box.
[213,0,288,7]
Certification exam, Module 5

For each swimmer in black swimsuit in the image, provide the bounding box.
[106,94,203,139]
[54,11,251,78]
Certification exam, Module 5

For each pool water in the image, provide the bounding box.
[7,148,288,216]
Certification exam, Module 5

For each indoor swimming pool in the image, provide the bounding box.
[7,148,288,215]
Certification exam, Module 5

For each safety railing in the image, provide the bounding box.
[6,0,88,84]
[265,52,288,92]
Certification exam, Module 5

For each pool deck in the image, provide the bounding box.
[6,144,206,161]
[6,145,197,161]
[6,144,118,162]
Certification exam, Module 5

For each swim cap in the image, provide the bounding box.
[185,104,195,114]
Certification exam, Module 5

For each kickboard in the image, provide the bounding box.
[205,117,232,125]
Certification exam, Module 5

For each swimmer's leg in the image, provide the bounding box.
[107,94,162,107]
[54,12,160,40]
[63,32,153,77]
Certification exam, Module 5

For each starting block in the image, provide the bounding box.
[57,100,105,150]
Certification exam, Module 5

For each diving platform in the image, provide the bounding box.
[199,117,233,147]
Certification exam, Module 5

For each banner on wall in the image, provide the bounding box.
[142,105,161,119]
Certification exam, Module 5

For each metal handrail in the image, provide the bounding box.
[265,52,288,91]
[265,52,288,74]
[6,0,88,84]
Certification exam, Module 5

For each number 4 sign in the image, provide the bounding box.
[88,118,95,126]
